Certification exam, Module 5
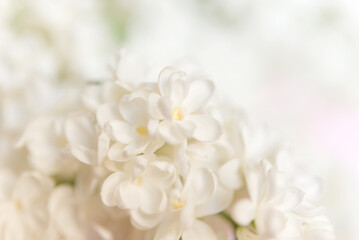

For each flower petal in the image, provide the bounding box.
[119,181,141,209]
[101,172,126,207]
[183,167,216,205]
[154,214,182,240]
[108,142,127,162]
[68,144,97,165]
[218,159,243,190]
[196,183,234,217]
[182,220,217,240]
[130,210,164,230]
[186,114,221,142]
[119,95,148,125]
[140,186,167,214]
[269,187,304,211]
[158,120,186,145]
[96,103,121,128]
[104,120,135,144]
[231,198,256,226]
[182,79,214,113]
[65,112,97,149]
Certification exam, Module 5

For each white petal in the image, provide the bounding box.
[158,67,187,100]
[68,144,97,165]
[244,164,263,204]
[119,181,141,209]
[49,186,82,239]
[158,67,177,94]
[148,93,163,119]
[154,214,182,240]
[104,120,135,144]
[231,198,256,226]
[122,138,149,159]
[183,167,216,205]
[140,186,167,214]
[259,208,287,238]
[65,112,97,149]
[196,183,234,217]
[119,96,148,125]
[177,120,196,137]
[186,114,221,142]
[166,72,188,105]
[182,220,217,240]
[144,161,176,186]
[97,103,121,128]
[108,142,127,162]
[130,210,163,230]
[12,172,54,204]
[159,120,186,145]
[218,159,243,190]
[101,172,126,207]
[269,187,304,211]
[182,79,214,113]
[158,96,173,120]
[98,131,110,164]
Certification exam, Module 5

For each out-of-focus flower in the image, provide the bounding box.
[0,171,54,240]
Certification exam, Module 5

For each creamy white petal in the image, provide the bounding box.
[119,96,148,125]
[158,96,173,120]
[218,159,243,190]
[183,168,216,205]
[140,186,167,214]
[12,172,54,205]
[269,187,304,211]
[108,142,127,162]
[96,103,121,128]
[122,138,149,159]
[182,79,214,113]
[196,183,234,218]
[105,120,135,144]
[130,210,164,230]
[119,181,141,209]
[259,208,287,238]
[65,112,97,149]
[244,165,263,205]
[186,114,221,142]
[148,93,163,119]
[182,220,217,240]
[98,131,110,164]
[68,144,97,165]
[231,198,256,226]
[101,172,126,207]
[159,120,186,145]
[154,214,182,240]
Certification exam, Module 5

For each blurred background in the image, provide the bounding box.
[1,0,358,238]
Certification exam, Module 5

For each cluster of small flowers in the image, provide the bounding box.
[0,52,335,240]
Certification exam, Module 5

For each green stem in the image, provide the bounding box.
[219,211,239,229]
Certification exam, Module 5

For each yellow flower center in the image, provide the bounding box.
[172,107,184,121]
[172,199,186,210]
[133,177,142,185]
[15,200,23,211]
[136,126,148,136]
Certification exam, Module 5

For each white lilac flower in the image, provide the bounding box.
[154,167,217,240]
[101,154,176,229]
[97,87,164,161]
[0,170,54,240]
[230,160,335,240]
[149,67,222,145]
[16,116,80,177]
[49,184,130,240]
[65,112,100,165]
